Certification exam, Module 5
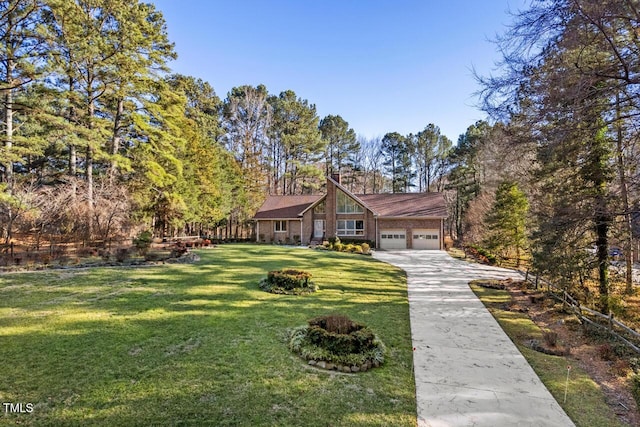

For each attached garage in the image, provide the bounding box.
[380,230,407,250]
[412,229,441,250]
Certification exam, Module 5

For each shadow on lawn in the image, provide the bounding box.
[0,245,416,426]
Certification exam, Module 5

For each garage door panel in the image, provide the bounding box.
[380,229,406,250]
[413,229,440,250]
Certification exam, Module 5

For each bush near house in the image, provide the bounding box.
[322,237,371,255]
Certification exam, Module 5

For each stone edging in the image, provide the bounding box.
[307,359,380,373]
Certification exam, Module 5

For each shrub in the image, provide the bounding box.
[170,242,188,258]
[598,343,615,361]
[309,314,358,334]
[145,251,167,262]
[467,245,497,265]
[543,330,558,347]
[260,269,316,294]
[344,244,355,253]
[361,242,370,254]
[307,314,376,355]
[611,359,630,377]
[115,248,129,263]
[267,269,312,290]
[288,315,387,369]
[133,230,153,256]
[333,242,343,252]
[632,374,640,408]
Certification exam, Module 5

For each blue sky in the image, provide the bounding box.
[152,0,527,142]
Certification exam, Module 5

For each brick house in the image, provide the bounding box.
[253,175,448,250]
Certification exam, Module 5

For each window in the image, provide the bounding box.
[274,220,287,232]
[383,233,405,239]
[336,190,364,213]
[314,200,326,214]
[337,220,364,236]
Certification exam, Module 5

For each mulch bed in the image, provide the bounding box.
[496,278,640,426]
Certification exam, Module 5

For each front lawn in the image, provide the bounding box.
[0,245,416,426]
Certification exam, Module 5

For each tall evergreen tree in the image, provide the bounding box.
[319,114,358,178]
[268,90,324,194]
[478,0,634,312]
[0,0,48,188]
[380,132,414,193]
[484,181,529,266]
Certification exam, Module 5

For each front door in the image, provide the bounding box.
[314,220,325,239]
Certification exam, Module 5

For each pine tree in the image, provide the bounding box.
[268,90,324,194]
[484,181,529,266]
[319,114,358,178]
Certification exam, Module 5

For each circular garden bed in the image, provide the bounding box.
[288,314,386,373]
[259,268,318,295]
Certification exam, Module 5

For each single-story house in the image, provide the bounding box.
[253,175,448,250]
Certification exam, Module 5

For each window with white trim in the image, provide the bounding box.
[336,190,364,213]
[274,220,287,232]
[337,220,364,236]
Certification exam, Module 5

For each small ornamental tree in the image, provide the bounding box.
[483,181,529,266]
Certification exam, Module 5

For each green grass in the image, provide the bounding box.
[0,245,416,426]
[470,282,631,427]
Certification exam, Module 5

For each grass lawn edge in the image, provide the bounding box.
[469,282,631,427]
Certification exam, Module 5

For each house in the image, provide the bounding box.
[253,174,448,250]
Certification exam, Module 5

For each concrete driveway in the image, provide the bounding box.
[373,250,574,427]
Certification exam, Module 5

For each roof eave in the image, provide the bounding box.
[298,195,326,216]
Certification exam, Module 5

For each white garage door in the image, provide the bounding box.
[380,230,407,250]
[412,229,440,250]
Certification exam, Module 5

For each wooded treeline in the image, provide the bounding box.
[0,0,454,247]
[466,0,640,314]
[2,0,640,314]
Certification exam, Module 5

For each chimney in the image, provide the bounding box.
[330,172,341,184]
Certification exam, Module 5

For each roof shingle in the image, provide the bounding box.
[357,192,447,217]
[253,195,323,219]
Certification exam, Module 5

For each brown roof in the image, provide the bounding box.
[357,192,448,217]
[254,195,323,219]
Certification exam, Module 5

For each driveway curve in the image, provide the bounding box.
[373,250,574,427]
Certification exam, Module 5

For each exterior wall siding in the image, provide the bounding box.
[301,211,313,244]
[255,179,446,249]
[256,219,303,244]
[325,179,337,238]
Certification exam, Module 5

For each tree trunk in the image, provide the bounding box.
[4,58,14,188]
[595,199,611,314]
[109,97,124,182]
[615,97,634,293]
